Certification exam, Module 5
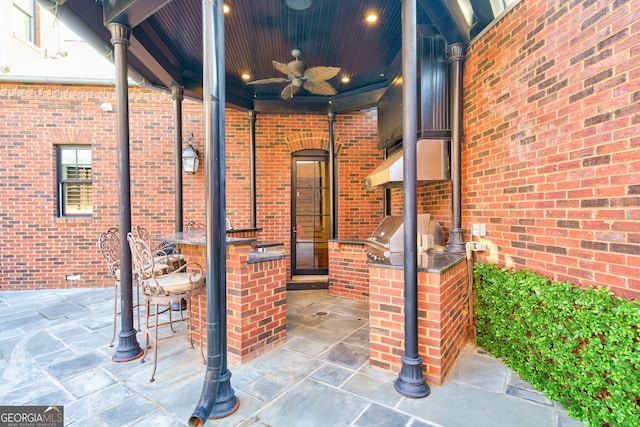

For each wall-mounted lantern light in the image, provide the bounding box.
[182,133,200,174]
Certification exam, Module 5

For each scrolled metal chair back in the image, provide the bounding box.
[133,224,175,256]
[184,221,205,232]
[127,233,155,277]
[98,227,121,279]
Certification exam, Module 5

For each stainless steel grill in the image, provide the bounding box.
[366,214,443,265]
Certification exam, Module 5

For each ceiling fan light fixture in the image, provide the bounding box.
[241,72,251,80]
[341,76,351,83]
[246,49,340,100]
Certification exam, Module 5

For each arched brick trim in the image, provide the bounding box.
[286,132,343,154]
[47,127,97,145]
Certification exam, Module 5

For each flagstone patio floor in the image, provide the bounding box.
[0,287,584,426]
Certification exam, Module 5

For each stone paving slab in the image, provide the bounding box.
[254,379,370,427]
[0,288,585,427]
[353,402,411,427]
[398,380,556,427]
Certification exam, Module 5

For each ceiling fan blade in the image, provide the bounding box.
[246,77,289,85]
[303,80,337,96]
[304,66,341,82]
[273,60,295,77]
[281,84,301,99]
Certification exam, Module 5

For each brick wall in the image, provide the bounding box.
[389,181,454,241]
[0,84,190,290]
[463,0,640,299]
[0,83,381,290]
[328,241,369,300]
[244,110,382,278]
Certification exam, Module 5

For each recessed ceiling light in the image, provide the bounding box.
[366,12,378,23]
[223,3,231,14]
[341,76,350,83]
[241,73,251,80]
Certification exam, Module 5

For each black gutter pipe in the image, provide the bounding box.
[173,85,184,233]
[248,110,257,228]
[446,43,466,253]
[328,112,337,239]
[395,0,430,398]
[109,22,143,363]
[189,1,237,424]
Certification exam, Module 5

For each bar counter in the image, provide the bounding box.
[155,231,287,364]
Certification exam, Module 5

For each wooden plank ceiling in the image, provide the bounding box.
[40,0,498,112]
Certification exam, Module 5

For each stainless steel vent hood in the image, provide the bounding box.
[364,138,449,188]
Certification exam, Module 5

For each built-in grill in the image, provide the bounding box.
[366,214,444,265]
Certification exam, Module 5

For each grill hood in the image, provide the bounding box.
[364,139,450,189]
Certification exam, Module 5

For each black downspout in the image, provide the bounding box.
[189,0,238,424]
[384,149,391,216]
[109,22,143,363]
[328,112,337,239]
[446,43,466,253]
[210,4,240,418]
[395,0,430,398]
[248,110,257,228]
[173,85,184,233]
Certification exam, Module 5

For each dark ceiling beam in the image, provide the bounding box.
[103,0,174,27]
[330,83,389,113]
[469,0,495,38]
[135,21,183,73]
[253,98,332,114]
[224,88,255,112]
[417,0,470,44]
[128,34,180,87]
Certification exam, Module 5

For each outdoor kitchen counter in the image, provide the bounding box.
[368,251,470,385]
[154,231,287,365]
[367,250,466,274]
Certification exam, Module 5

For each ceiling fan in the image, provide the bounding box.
[247,49,340,99]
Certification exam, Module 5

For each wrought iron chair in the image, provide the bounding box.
[98,227,170,347]
[132,225,185,266]
[127,232,206,382]
[98,227,154,346]
[98,227,124,347]
[184,220,205,232]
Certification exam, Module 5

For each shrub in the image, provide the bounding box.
[473,263,640,427]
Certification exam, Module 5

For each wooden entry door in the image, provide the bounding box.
[291,151,330,276]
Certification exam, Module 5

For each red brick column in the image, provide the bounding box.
[369,258,470,385]
[226,245,287,364]
[328,241,369,300]
[181,242,287,364]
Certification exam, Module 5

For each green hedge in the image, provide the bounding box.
[473,263,640,427]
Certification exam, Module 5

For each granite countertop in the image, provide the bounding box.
[368,250,466,274]
[156,232,286,263]
[226,227,262,233]
[154,231,255,246]
[247,251,287,264]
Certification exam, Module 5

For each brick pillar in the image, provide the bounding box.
[328,241,370,300]
[369,258,470,385]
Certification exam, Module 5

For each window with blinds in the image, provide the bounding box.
[58,145,92,216]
